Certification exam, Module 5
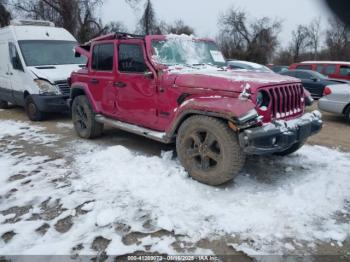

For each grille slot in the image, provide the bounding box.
[55,81,70,96]
[267,84,304,119]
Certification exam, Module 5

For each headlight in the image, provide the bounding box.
[34,79,59,95]
[256,91,270,110]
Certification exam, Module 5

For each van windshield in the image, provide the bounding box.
[19,40,86,66]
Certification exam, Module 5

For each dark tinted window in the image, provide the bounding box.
[324,65,337,75]
[316,64,324,73]
[118,44,148,73]
[9,43,24,71]
[92,43,114,71]
[296,65,312,70]
[340,65,350,76]
[296,71,312,79]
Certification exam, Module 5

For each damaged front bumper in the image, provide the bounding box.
[239,111,323,155]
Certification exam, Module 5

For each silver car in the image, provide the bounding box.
[319,84,350,123]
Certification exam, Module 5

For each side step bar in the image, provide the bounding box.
[95,114,171,143]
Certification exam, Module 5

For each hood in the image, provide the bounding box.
[28,64,82,83]
[168,66,300,93]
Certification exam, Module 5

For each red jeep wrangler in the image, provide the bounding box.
[69,33,322,186]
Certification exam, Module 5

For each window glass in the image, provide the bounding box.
[282,71,295,77]
[296,71,312,79]
[296,65,312,70]
[316,64,324,73]
[324,65,337,75]
[92,43,114,71]
[9,43,24,71]
[118,44,148,73]
[340,65,350,76]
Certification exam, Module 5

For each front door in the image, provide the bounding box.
[0,42,13,103]
[115,40,158,129]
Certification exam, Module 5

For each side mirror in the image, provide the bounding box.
[144,71,154,79]
[311,77,318,82]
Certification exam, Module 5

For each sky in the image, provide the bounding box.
[100,0,334,46]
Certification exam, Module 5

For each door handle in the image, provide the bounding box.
[90,79,99,84]
[114,81,127,88]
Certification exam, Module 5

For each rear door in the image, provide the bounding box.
[115,40,158,129]
[0,41,13,103]
[89,41,117,117]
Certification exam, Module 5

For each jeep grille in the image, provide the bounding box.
[267,84,304,119]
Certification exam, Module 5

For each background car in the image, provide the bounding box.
[280,69,347,99]
[227,60,273,73]
[289,61,350,81]
[270,65,289,73]
[319,84,350,123]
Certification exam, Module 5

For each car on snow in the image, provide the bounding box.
[68,33,323,186]
[280,69,348,99]
[319,84,350,124]
[0,20,86,121]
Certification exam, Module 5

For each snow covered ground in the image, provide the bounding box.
[0,119,350,258]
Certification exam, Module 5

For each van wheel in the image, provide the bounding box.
[25,96,45,121]
[0,100,9,109]
[176,115,246,186]
[72,95,103,139]
[344,106,350,124]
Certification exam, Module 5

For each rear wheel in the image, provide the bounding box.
[0,100,9,109]
[176,115,246,186]
[344,106,350,124]
[25,96,45,121]
[72,95,103,139]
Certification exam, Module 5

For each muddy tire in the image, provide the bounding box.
[72,95,103,139]
[275,141,305,156]
[344,105,350,124]
[25,96,45,121]
[0,100,9,109]
[176,115,246,186]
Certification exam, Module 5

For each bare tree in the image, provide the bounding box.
[102,21,127,34]
[0,0,11,27]
[138,0,160,35]
[12,0,105,42]
[217,7,281,64]
[166,20,194,35]
[290,25,310,61]
[307,18,322,60]
[325,18,350,60]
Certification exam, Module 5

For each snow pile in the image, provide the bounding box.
[1,119,350,256]
[0,120,59,145]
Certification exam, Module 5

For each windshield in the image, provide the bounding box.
[311,71,328,79]
[152,37,226,67]
[19,40,86,66]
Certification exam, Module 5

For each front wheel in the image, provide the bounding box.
[72,95,103,139]
[344,106,350,124]
[176,116,246,186]
[25,96,45,121]
[0,100,9,109]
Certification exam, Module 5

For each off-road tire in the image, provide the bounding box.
[176,115,246,186]
[72,95,103,139]
[25,96,45,121]
[275,141,305,156]
[0,100,9,109]
[344,105,350,124]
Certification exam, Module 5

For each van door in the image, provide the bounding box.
[0,42,14,103]
[8,42,27,106]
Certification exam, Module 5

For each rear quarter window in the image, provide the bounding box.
[340,65,350,76]
[324,65,337,75]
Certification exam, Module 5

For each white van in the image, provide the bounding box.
[0,20,86,121]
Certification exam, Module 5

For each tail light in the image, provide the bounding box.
[323,87,332,96]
